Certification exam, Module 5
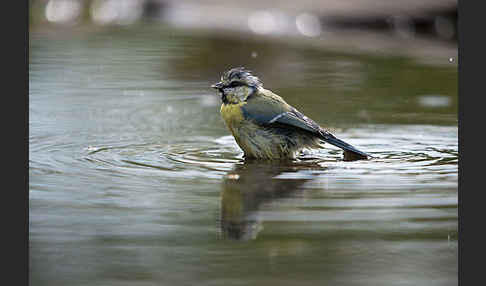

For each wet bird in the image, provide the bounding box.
[211,67,370,161]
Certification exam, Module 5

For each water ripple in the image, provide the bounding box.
[72,124,458,185]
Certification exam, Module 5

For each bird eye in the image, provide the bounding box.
[229,81,242,88]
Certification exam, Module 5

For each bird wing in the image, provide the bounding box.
[241,90,370,159]
[240,90,315,131]
[241,90,330,136]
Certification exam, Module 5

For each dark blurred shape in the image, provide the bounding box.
[323,6,457,42]
[220,161,320,240]
[142,0,167,19]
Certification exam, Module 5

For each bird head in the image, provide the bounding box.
[211,67,262,104]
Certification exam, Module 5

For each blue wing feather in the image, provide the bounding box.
[241,91,370,158]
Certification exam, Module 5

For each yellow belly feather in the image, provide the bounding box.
[220,102,246,128]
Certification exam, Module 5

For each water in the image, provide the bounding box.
[29,25,457,286]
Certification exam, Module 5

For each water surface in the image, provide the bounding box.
[29,25,457,286]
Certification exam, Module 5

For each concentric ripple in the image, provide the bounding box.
[76,124,457,186]
[80,136,243,180]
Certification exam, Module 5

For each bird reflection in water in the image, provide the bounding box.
[219,160,322,240]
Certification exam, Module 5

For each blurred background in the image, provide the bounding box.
[29,1,458,286]
[30,0,457,64]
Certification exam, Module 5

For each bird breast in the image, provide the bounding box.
[220,102,247,129]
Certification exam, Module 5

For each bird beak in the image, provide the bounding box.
[211,82,223,90]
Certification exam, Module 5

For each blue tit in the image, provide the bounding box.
[211,67,370,161]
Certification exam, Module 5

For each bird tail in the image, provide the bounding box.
[319,132,370,160]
